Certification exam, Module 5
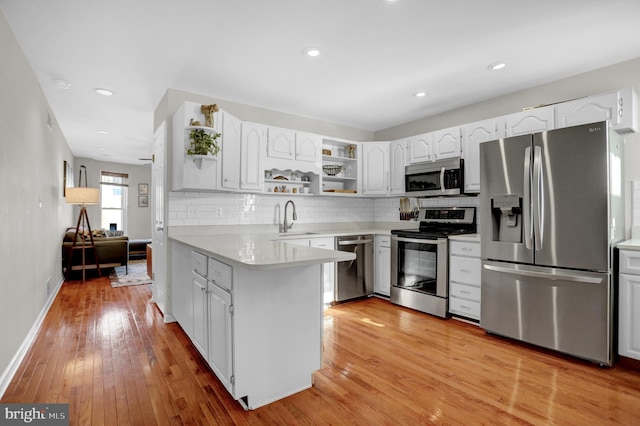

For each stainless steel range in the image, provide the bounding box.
[390,207,476,318]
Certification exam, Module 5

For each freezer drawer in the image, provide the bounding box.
[481,260,613,365]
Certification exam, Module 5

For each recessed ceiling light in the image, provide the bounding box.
[488,62,507,70]
[413,91,427,98]
[94,88,114,96]
[53,79,72,90]
[96,130,110,135]
[303,47,321,57]
[96,147,108,151]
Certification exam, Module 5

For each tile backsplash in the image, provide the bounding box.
[168,191,481,229]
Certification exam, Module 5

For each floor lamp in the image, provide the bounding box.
[65,187,101,282]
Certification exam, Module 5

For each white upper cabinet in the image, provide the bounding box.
[267,126,295,160]
[171,101,221,192]
[361,142,390,196]
[220,111,242,191]
[505,105,555,137]
[431,126,461,160]
[390,139,406,195]
[240,122,267,191]
[295,132,321,162]
[407,133,433,164]
[461,119,498,193]
[555,87,638,133]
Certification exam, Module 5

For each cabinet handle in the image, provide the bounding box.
[460,290,471,295]
[462,247,472,252]
[460,269,471,274]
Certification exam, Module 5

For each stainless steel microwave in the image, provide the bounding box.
[405,157,464,197]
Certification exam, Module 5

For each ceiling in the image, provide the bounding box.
[2,0,640,165]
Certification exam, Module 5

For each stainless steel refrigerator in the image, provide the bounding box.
[479,121,624,366]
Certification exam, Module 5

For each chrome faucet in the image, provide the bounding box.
[281,200,297,233]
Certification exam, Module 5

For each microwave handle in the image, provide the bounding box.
[440,167,445,192]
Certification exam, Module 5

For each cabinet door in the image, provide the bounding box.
[362,142,389,195]
[505,106,555,136]
[208,282,234,394]
[267,127,295,160]
[374,238,391,296]
[221,112,241,190]
[390,140,406,195]
[431,126,461,160]
[461,119,496,193]
[295,132,321,162]
[555,88,638,133]
[192,272,208,359]
[240,122,266,190]
[407,133,432,164]
[619,273,640,360]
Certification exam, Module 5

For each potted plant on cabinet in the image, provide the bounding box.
[186,118,221,169]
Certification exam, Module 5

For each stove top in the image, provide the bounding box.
[391,207,476,240]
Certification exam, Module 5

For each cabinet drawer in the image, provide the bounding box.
[377,235,391,247]
[450,283,481,302]
[208,257,232,291]
[449,256,481,286]
[191,251,208,276]
[450,240,480,257]
[620,250,640,275]
[449,296,480,320]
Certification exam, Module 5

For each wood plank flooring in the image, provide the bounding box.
[3,275,640,425]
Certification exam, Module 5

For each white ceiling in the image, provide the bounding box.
[2,0,640,165]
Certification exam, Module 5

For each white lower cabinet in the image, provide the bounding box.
[208,281,233,393]
[619,249,640,360]
[375,235,391,296]
[448,239,481,321]
[192,272,208,357]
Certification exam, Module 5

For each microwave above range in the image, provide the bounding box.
[405,157,464,197]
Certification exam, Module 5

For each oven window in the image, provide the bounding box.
[396,241,437,294]
[406,172,441,192]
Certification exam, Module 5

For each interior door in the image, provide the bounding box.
[152,122,168,316]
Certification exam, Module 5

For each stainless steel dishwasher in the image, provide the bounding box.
[334,235,374,302]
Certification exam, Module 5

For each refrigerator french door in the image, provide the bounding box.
[479,121,624,365]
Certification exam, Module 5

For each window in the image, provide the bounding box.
[100,171,128,231]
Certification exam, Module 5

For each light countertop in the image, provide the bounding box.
[618,239,640,251]
[171,233,356,270]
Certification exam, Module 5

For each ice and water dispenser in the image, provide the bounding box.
[489,194,522,243]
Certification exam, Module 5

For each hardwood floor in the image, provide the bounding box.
[3,276,640,425]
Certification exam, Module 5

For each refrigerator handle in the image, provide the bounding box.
[440,167,445,193]
[483,263,602,284]
[523,147,533,249]
[532,146,543,251]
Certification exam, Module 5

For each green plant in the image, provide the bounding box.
[187,129,221,157]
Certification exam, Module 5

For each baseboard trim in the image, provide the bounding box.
[0,276,65,398]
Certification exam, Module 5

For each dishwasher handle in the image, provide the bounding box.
[338,239,373,246]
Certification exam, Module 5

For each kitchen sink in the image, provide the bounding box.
[278,232,317,236]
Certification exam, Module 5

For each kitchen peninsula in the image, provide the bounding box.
[169,233,355,409]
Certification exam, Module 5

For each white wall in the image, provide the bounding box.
[73,158,152,239]
[376,57,640,236]
[0,11,75,382]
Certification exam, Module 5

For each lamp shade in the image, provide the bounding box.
[65,187,100,205]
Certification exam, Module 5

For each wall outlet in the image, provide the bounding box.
[186,205,197,217]
[46,277,52,295]
[216,208,223,217]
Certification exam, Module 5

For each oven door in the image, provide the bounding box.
[391,235,448,297]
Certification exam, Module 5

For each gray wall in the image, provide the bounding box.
[0,11,75,380]
[73,158,152,240]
